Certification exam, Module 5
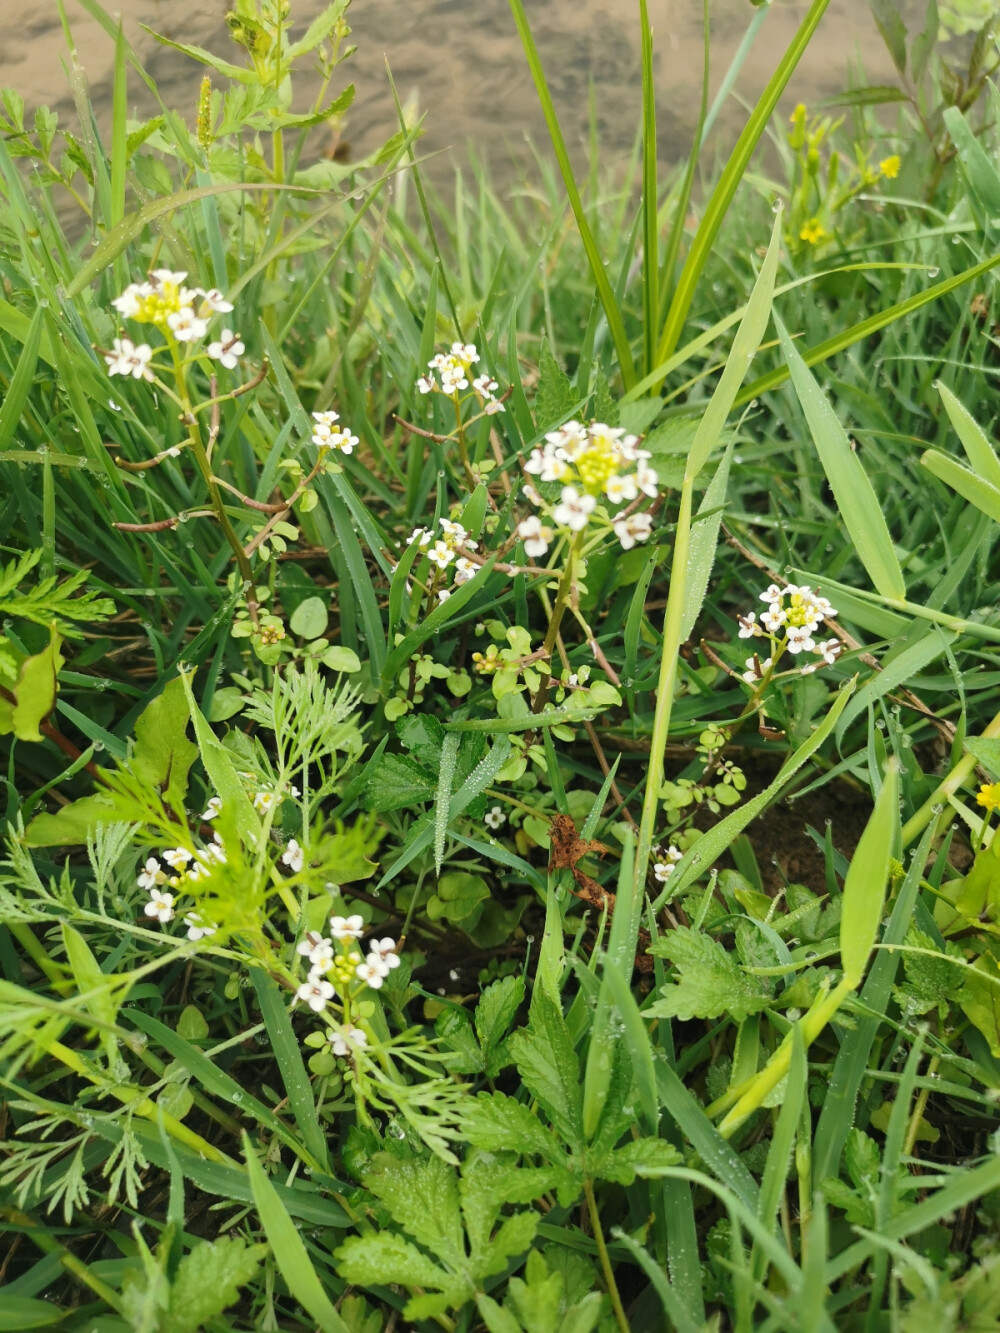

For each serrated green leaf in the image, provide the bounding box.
[475,974,525,1073]
[534,337,579,431]
[336,1232,461,1302]
[162,1237,266,1333]
[646,926,773,1022]
[362,752,436,812]
[509,990,582,1145]
[462,1090,568,1166]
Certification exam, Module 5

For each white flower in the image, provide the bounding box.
[137,857,165,890]
[613,512,653,550]
[408,527,433,548]
[453,557,478,585]
[737,613,760,639]
[653,845,683,881]
[328,427,358,455]
[517,515,553,558]
[786,626,815,655]
[368,937,400,966]
[296,977,334,1012]
[760,606,786,634]
[605,473,639,504]
[150,268,188,288]
[201,796,222,821]
[438,518,469,544]
[355,959,387,989]
[635,464,659,498]
[162,847,193,872]
[438,588,452,603]
[524,444,571,483]
[144,889,175,923]
[184,913,216,941]
[451,341,479,364]
[330,913,365,941]
[552,486,596,532]
[282,839,305,873]
[814,638,841,665]
[196,287,234,313]
[253,789,276,813]
[166,307,208,342]
[297,931,331,959]
[417,374,437,394]
[111,282,151,318]
[523,483,542,507]
[485,398,505,415]
[427,540,455,570]
[328,1023,368,1056]
[759,584,784,604]
[485,805,506,830]
[207,328,245,369]
[105,337,154,380]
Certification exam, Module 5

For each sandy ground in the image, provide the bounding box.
[4,0,914,181]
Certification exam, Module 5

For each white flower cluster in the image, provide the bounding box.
[106,270,244,379]
[311,410,359,455]
[738,583,842,682]
[139,836,226,940]
[407,516,480,601]
[653,844,682,883]
[416,342,504,414]
[519,421,658,555]
[295,916,401,1017]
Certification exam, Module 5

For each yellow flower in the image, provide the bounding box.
[799,218,827,246]
[879,154,901,179]
[976,782,1000,811]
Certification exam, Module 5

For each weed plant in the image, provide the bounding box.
[4,0,1000,1329]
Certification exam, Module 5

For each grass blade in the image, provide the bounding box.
[508,0,636,389]
[243,1131,350,1333]
[251,969,331,1171]
[777,314,905,600]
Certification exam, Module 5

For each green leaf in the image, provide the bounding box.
[475,974,525,1073]
[777,315,904,599]
[0,306,42,453]
[462,1090,568,1166]
[322,645,361,672]
[937,381,1000,492]
[0,629,63,741]
[162,1237,267,1333]
[509,989,583,1145]
[960,954,1000,1058]
[840,759,899,987]
[24,792,120,846]
[397,711,446,767]
[243,1132,349,1333]
[131,676,198,803]
[363,752,437,811]
[679,442,733,643]
[336,1232,462,1307]
[179,669,261,847]
[0,1298,67,1329]
[869,0,908,74]
[647,926,773,1022]
[966,736,1000,778]
[534,337,579,431]
[290,596,329,640]
[363,1153,466,1267]
[921,448,1000,525]
[598,1137,683,1185]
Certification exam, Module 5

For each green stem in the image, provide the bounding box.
[584,1178,630,1333]
[531,533,581,713]
[170,343,260,628]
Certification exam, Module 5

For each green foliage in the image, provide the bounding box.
[5,0,1000,1328]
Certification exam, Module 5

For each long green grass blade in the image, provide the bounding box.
[507,0,636,388]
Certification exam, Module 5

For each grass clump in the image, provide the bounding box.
[4,1,1000,1329]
